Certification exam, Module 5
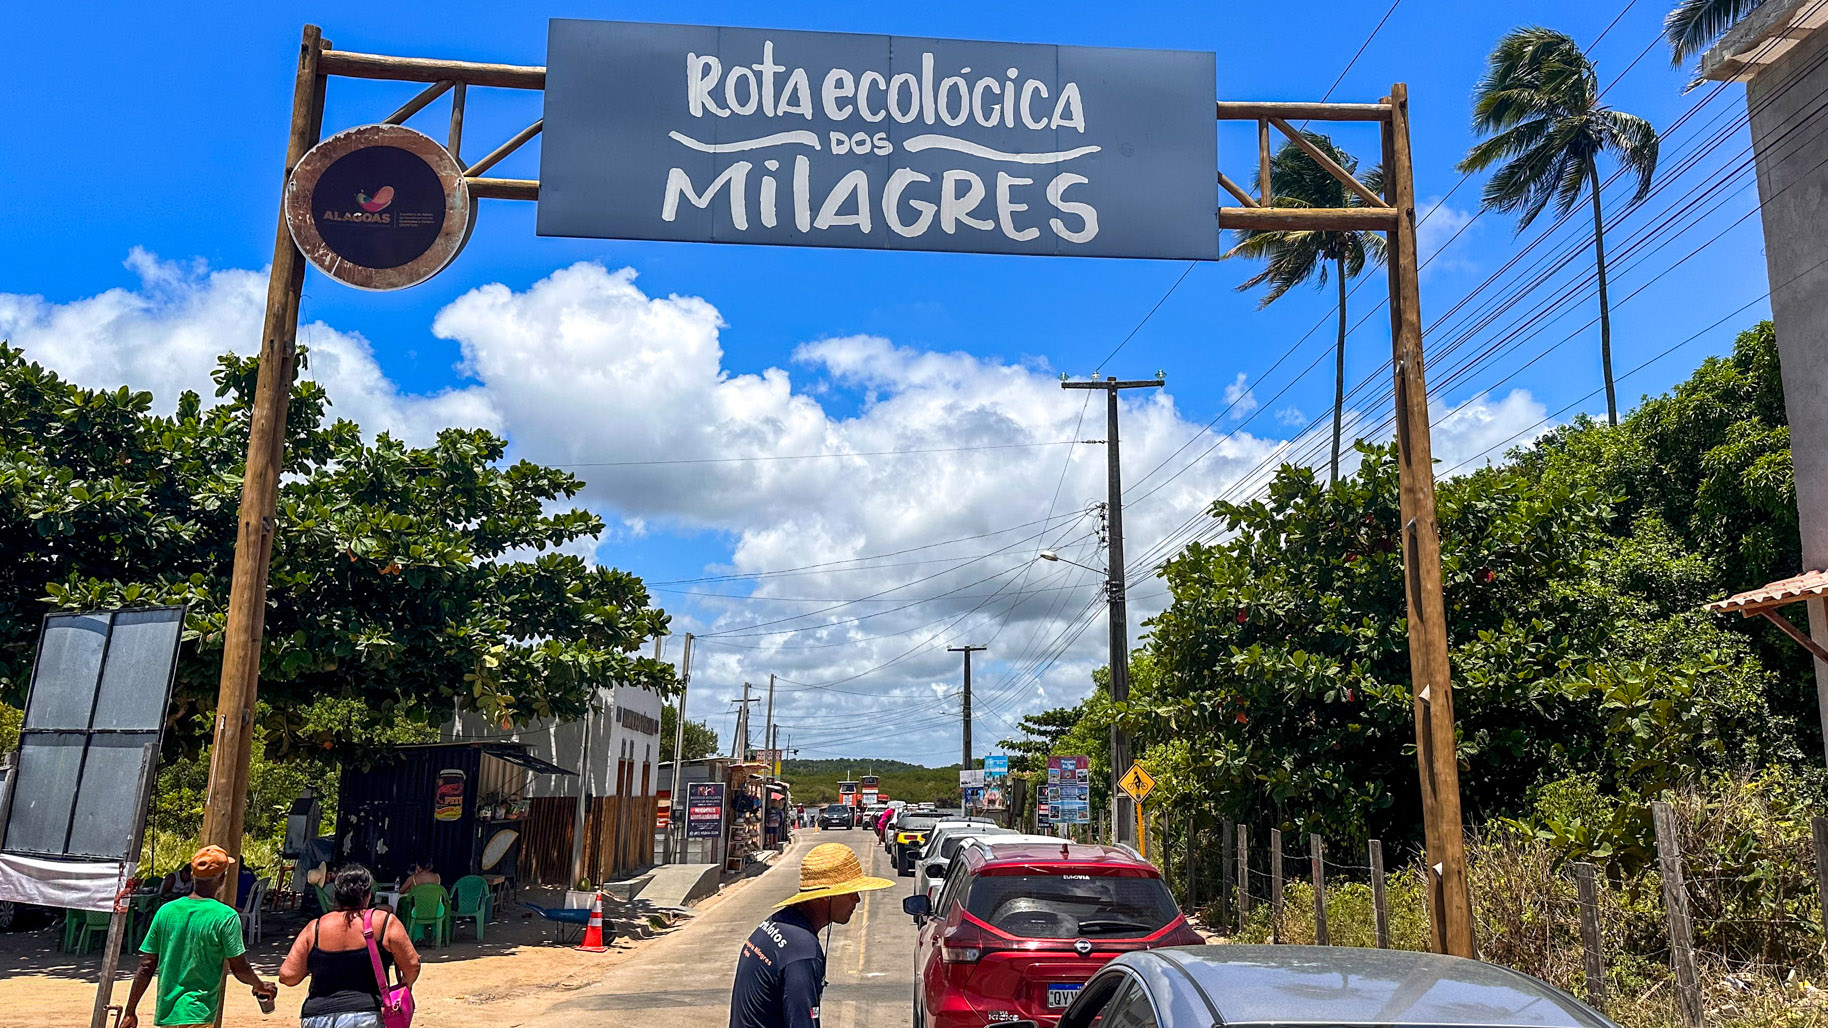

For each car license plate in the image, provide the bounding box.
[1046,984,1083,1009]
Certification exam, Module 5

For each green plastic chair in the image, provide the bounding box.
[312,883,335,916]
[449,875,490,942]
[61,909,82,953]
[75,909,114,954]
[403,884,450,948]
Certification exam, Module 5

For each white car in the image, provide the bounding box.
[915,821,1024,900]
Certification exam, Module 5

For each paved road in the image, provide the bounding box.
[535,828,919,1028]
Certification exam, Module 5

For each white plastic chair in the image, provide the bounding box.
[240,879,267,946]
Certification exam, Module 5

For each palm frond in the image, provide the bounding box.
[1596,108,1662,203]
[1665,0,1766,65]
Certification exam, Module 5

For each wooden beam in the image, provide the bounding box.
[382,79,453,126]
[319,49,546,89]
[1217,100,1392,122]
[1219,207,1398,230]
[1258,120,1272,205]
[465,119,543,177]
[1270,117,1389,207]
[467,176,539,201]
[448,82,467,162]
[1760,609,1828,664]
[1218,171,1260,208]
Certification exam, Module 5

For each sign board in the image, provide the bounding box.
[984,755,1009,773]
[1046,756,1092,824]
[285,124,474,291]
[1119,763,1155,804]
[539,20,1219,260]
[656,788,672,828]
[686,782,726,839]
[433,769,466,821]
[2,607,185,862]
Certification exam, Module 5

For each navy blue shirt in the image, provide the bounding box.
[729,904,825,1028]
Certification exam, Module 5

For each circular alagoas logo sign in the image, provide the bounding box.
[285,124,473,291]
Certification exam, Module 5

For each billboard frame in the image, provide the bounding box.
[206,23,1473,958]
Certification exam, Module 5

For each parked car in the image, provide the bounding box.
[818,804,857,830]
[915,821,1015,897]
[893,810,975,874]
[1053,946,1619,1028]
[904,838,1201,1028]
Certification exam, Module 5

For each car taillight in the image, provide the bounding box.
[940,920,1007,964]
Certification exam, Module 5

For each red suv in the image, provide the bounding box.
[903,838,1202,1028]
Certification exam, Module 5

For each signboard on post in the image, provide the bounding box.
[1046,756,1091,824]
[1119,763,1155,805]
[686,782,726,839]
[539,19,1218,260]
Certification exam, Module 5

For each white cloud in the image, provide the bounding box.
[1416,197,1479,277]
[1276,406,1308,427]
[1222,372,1258,418]
[0,255,1557,764]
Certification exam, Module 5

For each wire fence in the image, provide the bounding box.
[1149,799,1828,1028]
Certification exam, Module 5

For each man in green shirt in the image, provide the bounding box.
[122,846,276,1028]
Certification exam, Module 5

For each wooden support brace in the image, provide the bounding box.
[1757,609,1828,664]
[464,177,538,201]
[383,79,453,126]
[1217,100,1393,122]
[1218,171,1260,208]
[448,82,466,162]
[1220,207,1398,231]
[1258,120,1272,206]
[1269,117,1389,207]
[319,49,546,89]
[465,119,543,177]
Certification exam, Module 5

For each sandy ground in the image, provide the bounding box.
[0,870,766,1028]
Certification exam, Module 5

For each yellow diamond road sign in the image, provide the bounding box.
[1120,764,1156,804]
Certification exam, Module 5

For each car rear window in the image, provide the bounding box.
[966,873,1179,939]
[940,829,1012,860]
[900,816,939,831]
[823,805,850,814]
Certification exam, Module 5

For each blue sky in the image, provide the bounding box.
[0,1,1774,764]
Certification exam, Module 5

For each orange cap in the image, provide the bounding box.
[190,845,233,879]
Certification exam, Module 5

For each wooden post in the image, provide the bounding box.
[1812,817,1828,949]
[200,24,329,859]
[1311,833,1329,945]
[1185,823,1198,909]
[1258,119,1272,204]
[1574,862,1607,1008]
[1237,824,1251,919]
[1370,839,1390,948]
[1270,828,1285,943]
[89,743,160,1028]
[1382,82,1475,958]
[1221,819,1235,930]
[1652,802,1702,1028]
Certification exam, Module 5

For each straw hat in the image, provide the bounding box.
[775,844,894,908]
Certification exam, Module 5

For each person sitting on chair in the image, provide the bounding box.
[399,859,440,893]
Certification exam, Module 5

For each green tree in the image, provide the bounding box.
[1458,27,1660,427]
[1664,0,1766,66]
[1227,133,1385,483]
[0,342,675,754]
[660,703,720,763]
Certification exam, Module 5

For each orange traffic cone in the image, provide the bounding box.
[577,892,610,953]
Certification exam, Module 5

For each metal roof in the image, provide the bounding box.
[1703,568,1828,614]
[1142,946,1614,1027]
[1702,0,1828,82]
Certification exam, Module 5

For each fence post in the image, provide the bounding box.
[1237,823,1251,921]
[1186,822,1199,910]
[1270,827,1284,943]
[1574,861,1606,1008]
[1370,839,1389,948]
[1310,832,1329,945]
[1811,817,1828,951]
[1221,819,1235,930]
[1651,801,1702,1028]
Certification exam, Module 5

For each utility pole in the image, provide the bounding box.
[666,633,693,863]
[763,673,776,775]
[1060,373,1163,848]
[731,684,758,761]
[949,646,986,773]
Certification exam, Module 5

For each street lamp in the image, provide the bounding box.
[1037,550,1104,575]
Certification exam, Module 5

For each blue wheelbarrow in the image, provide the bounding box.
[523,902,617,946]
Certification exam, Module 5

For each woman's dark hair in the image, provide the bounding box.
[332,864,374,914]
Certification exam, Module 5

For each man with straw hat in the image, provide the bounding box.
[729,843,892,1028]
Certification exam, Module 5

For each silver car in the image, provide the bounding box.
[1047,946,1618,1028]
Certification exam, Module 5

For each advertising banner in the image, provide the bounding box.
[686,782,726,839]
[1046,756,1091,824]
[540,20,1218,260]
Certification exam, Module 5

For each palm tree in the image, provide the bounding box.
[1458,27,1659,427]
[1227,132,1384,485]
[1665,0,1766,66]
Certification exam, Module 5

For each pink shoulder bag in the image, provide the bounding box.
[362,909,416,1028]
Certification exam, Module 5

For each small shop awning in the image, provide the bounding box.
[484,745,577,777]
[1705,569,1828,662]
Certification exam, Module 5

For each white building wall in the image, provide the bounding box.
[443,683,662,799]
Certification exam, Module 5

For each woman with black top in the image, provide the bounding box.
[278,864,421,1028]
